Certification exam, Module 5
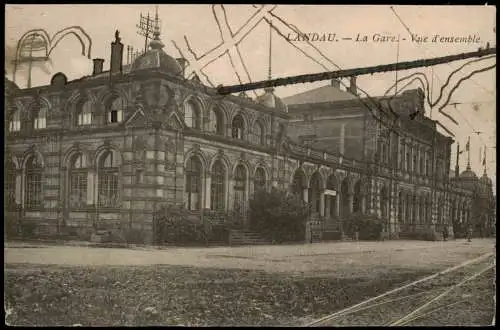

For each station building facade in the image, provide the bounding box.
[5,29,490,243]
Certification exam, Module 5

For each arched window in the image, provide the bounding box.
[398,192,404,223]
[340,179,349,217]
[77,100,93,126]
[309,172,322,213]
[425,153,431,176]
[251,121,265,145]
[5,160,17,209]
[231,114,245,140]
[34,104,48,130]
[234,165,247,213]
[419,152,425,175]
[292,169,306,200]
[254,167,266,192]
[107,97,125,124]
[210,160,225,210]
[184,100,201,129]
[353,181,362,213]
[209,108,224,135]
[406,147,411,172]
[69,153,87,209]
[413,151,418,175]
[9,110,21,132]
[185,156,202,211]
[25,155,43,209]
[98,151,119,207]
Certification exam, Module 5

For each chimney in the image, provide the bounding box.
[330,78,341,88]
[176,58,188,78]
[110,30,124,75]
[348,76,357,95]
[92,58,105,75]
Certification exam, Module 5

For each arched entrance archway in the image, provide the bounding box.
[340,178,350,218]
[326,175,338,219]
[309,172,322,214]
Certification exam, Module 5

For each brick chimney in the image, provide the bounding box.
[92,58,105,75]
[110,30,124,75]
[176,58,188,78]
[348,76,357,95]
[331,79,341,88]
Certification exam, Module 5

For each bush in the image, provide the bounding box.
[249,188,309,243]
[154,204,208,246]
[345,212,383,241]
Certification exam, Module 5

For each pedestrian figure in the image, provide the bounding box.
[467,226,473,242]
[309,222,313,244]
[443,225,448,241]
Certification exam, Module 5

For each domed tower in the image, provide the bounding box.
[130,6,183,77]
[255,19,288,113]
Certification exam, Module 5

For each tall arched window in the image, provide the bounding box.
[210,160,225,210]
[25,155,43,209]
[107,97,125,124]
[254,167,266,192]
[292,169,306,200]
[5,160,17,209]
[234,165,247,212]
[209,108,224,135]
[251,121,264,145]
[398,192,404,223]
[69,153,87,209]
[353,181,362,213]
[98,151,119,207]
[185,156,202,211]
[340,179,349,217]
[406,147,411,172]
[231,114,245,140]
[77,100,93,126]
[419,152,425,175]
[184,100,201,129]
[34,104,48,130]
[9,110,21,132]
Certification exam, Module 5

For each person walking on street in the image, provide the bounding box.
[466,225,473,242]
[443,225,448,241]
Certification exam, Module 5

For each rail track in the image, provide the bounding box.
[306,252,495,327]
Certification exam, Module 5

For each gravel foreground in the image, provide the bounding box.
[4,263,436,326]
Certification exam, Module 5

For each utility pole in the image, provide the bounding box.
[217,48,497,95]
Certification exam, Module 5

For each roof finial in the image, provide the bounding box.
[149,5,164,50]
[264,19,274,93]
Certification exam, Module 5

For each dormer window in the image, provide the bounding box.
[9,110,21,132]
[232,114,245,140]
[184,100,201,129]
[77,100,93,126]
[107,97,125,124]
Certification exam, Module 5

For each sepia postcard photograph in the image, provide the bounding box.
[4,4,496,327]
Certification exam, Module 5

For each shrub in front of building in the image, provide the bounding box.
[249,188,309,243]
[344,212,383,241]
[154,204,209,246]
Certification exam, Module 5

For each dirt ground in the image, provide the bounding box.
[4,239,495,326]
[4,239,495,276]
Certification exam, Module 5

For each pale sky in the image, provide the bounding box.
[5,4,496,193]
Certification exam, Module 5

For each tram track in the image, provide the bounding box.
[306,252,495,327]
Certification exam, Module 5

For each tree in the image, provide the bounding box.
[249,188,309,243]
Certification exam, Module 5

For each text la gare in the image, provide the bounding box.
[356,33,400,42]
